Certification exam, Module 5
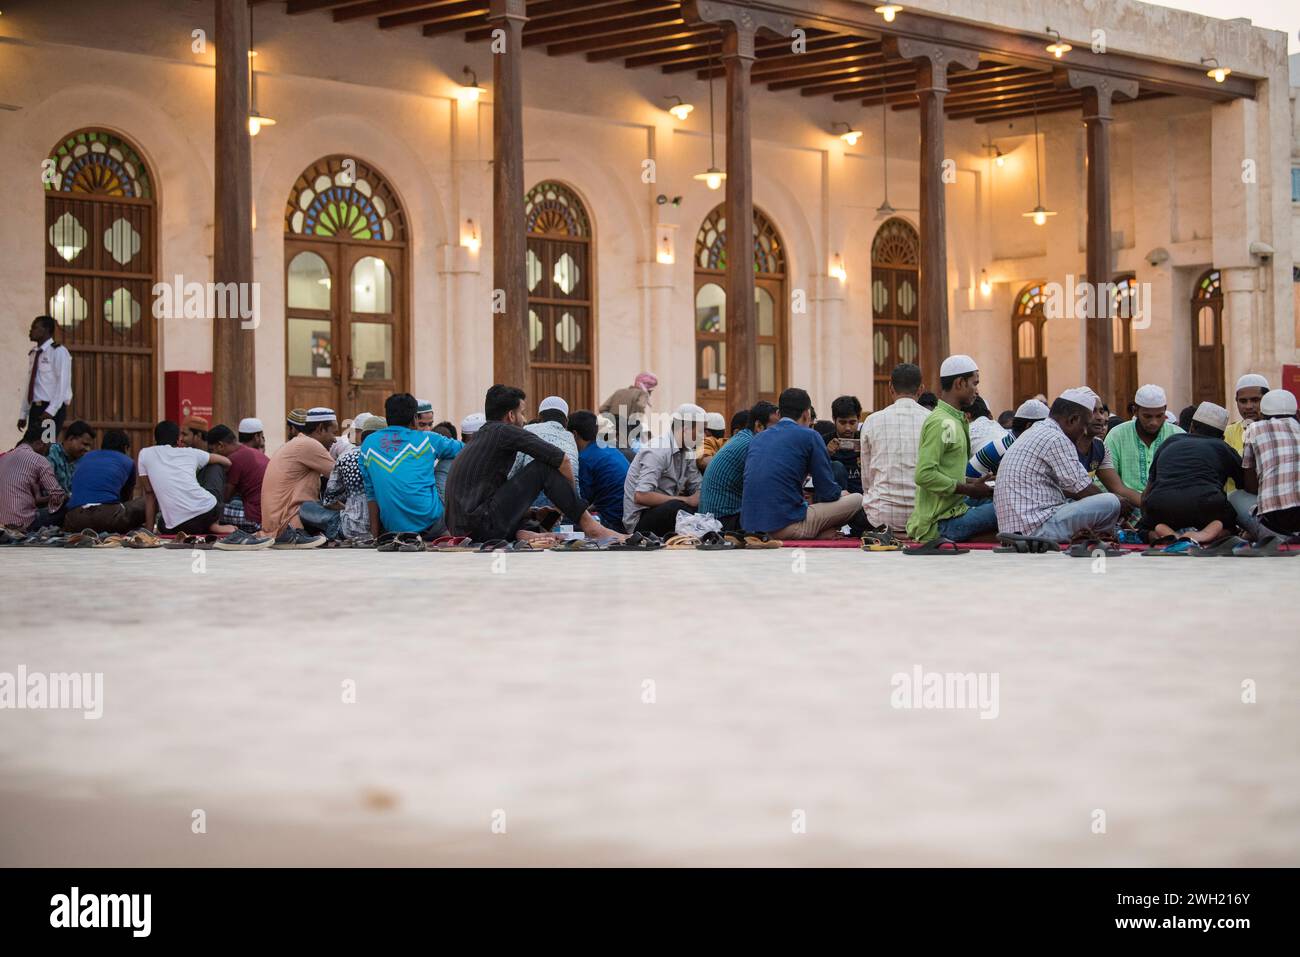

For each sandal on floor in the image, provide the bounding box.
[861,526,899,548]
[606,532,661,551]
[993,533,1060,554]
[506,538,551,552]
[475,539,510,553]
[903,537,969,555]
[1231,535,1300,558]
[664,534,701,549]
[1067,539,1126,558]
[92,532,125,548]
[550,538,602,552]
[428,535,473,552]
[64,531,99,548]
[122,529,163,549]
[696,531,735,551]
[377,532,422,552]
[742,531,782,549]
[721,530,747,549]
[1189,535,1248,557]
[1142,538,1198,555]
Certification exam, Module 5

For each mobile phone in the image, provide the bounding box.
[838,436,860,453]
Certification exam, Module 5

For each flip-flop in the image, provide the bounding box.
[122,529,162,549]
[742,531,782,549]
[550,538,603,552]
[428,535,474,552]
[721,530,747,549]
[665,534,701,549]
[1142,538,1198,556]
[606,532,661,551]
[1189,535,1248,557]
[993,533,1060,554]
[1231,536,1300,558]
[861,527,900,548]
[506,538,552,552]
[92,532,125,548]
[64,531,99,548]
[903,537,969,555]
[476,539,510,553]
[1067,540,1126,557]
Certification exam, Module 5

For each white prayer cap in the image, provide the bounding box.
[1234,373,1269,394]
[1164,411,1178,423]
[706,412,726,431]
[671,402,708,422]
[305,407,337,423]
[939,354,978,377]
[1134,384,1167,409]
[460,412,486,435]
[1192,401,1229,431]
[354,413,386,433]
[538,395,569,417]
[237,417,263,434]
[1058,387,1098,411]
[1261,390,1298,416]
[1014,398,1050,420]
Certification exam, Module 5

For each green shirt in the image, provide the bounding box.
[1103,419,1184,494]
[906,399,971,542]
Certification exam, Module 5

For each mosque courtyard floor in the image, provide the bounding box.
[1,545,1297,867]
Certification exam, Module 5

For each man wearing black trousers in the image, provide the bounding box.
[445,385,625,545]
[17,315,73,439]
[622,403,707,536]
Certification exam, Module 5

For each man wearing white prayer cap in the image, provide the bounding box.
[507,394,580,500]
[1137,400,1244,547]
[994,387,1122,542]
[1103,383,1184,496]
[697,411,728,471]
[1224,373,1270,455]
[237,417,266,451]
[1232,389,1300,540]
[621,403,707,536]
[906,355,998,545]
[460,412,486,442]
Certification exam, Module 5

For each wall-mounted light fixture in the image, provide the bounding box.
[463,218,481,253]
[247,5,275,135]
[1044,27,1072,59]
[874,4,903,23]
[830,253,847,282]
[665,95,694,121]
[656,225,676,265]
[458,67,487,103]
[831,122,863,146]
[979,269,992,296]
[1201,57,1231,83]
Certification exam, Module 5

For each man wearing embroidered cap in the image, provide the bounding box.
[1237,389,1300,538]
[415,400,435,432]
[1103,384,1183,496]
[994,388,1122,541]
[238,417,266,452]
[1137,401,1243,545]
[906,355,997,543]
[1224,374,1269,454]
[260,406,337,546]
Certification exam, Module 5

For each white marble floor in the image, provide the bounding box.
[1,545,1297,866]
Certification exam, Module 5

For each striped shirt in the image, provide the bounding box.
[994,417,1093,535]
[861,397,930,532]
[0,444,66,528]
[967,431,1018,478]
[699,428,753,518]
[1242,418,1300,515]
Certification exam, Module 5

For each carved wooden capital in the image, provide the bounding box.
[882,38,980,94]
[683,0,794,60]
[488,0,527,22]
[1058,69,1139,121]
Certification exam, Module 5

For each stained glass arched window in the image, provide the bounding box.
[525,181,591,238]
[870,218,920,409]
[284,156,406,242]
[694,205,786,275]
[45,130,153,198]
[870,217,919,267]
[1014,283,1049,316]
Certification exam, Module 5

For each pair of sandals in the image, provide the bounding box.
[475,538,549,552]
[1151,533,1298,558]
[663,531,736,551]
[376,532,425,552]
[861,527,901,552]
[606,531,664,551]
[163,533,215,550]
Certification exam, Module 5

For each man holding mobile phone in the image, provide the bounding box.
[827,396,864,494]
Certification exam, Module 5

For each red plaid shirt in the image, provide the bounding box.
[0,444,66,528]
[1242,418,1300,515]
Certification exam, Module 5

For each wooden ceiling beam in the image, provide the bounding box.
[546,22,706,57]
[381,2,483,29]
[333,0,438,23]
[285,0,358,14]
[946,92,1083,121]
[525,9,682,47]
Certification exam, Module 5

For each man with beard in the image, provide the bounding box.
[1103,384,1183,497]
[905,355,996,544]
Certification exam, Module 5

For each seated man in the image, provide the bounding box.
[63,429,145,534]
[1225,373,1269,510]
[1139,402,1243,544]
[699,400,777,529]
[47,420,96,495]
[862,363,931,533]
[320,413,380,541]
[260,407,337,545]
[138,420,235,536]
[1104,384,1183,497]
[622,404,707,537]
[207,424,269,530]
[696,412,728,472]
[569,409,630,532]
[965,396,1006,451]
[460,413,485,443]
[994,389,1121,542]
[238,417,267,452]
[967,398,1049,479]
[445,385,622,544]
[1075,395,1143,512]
[906,355,996,543]
[0,424,67,532]
[1239,389,1300,538]
[508,395,580,506]
[361,395,463,539]
[741,388,864,540]
[415,400,435,431]
[828,395,864,495]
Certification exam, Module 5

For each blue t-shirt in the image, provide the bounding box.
[577,441,630,532]
[740,418,842,533]
[360,426,463,533]
[68,449,136,508]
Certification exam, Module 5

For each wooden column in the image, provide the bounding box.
[213,0,256,426]
[489,0,528,390]
[1062,70,1137,399]
[885,39,978,387]
[684,1,790,411]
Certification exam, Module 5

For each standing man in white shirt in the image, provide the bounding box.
[860,362,931,534]
[17,315,73,438]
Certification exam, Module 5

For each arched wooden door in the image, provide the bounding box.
[1012,283,1049,403]
[693,205,787,415]
[526,182,594,411]
[284,156,408,422]
[1190,269,1224,405]
[44,129,157,454]
[870,218,920,410]
[1111,274,1139,412]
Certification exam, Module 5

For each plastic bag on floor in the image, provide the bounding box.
[676,510,721,538]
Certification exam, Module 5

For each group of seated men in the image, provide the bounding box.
[2,357,1296,550]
